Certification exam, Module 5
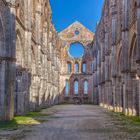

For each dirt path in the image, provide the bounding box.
[18,105,140,140]
[1,105,140,140]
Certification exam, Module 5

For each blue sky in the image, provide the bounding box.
[69,43,84,58]
[50,0,104,33]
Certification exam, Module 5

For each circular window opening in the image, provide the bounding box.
[69,43,84,58]
[75,30,80,35]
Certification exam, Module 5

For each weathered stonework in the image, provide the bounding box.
[1,0,140,121]
[0,0,61,120]
[93,0,140,116]
[59,21,94,103]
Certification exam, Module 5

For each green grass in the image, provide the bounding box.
[109,111,140,134]
[111,112,140,125]
[0,111,49,130]
[0,119,18,130]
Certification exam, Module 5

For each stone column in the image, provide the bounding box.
[121,0,133,115]
[136,0,140,62]
[136,0,140,116]
[0,1,16,120]
[110,0,118,111]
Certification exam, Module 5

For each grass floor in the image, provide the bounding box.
[0,112,49,130]
[111,111,140,125]
[109,111,140,134]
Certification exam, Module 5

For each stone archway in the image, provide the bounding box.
[15,30,27,115]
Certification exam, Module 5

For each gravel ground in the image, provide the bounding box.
[1,105,140,140]
[21,105,140,140]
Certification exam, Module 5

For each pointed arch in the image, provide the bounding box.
[74,79,79,95]
[67,61,71,73]
[82,62,87,73]
[83,80,88,95]
[65,79,69,96]
[75,62,79,73]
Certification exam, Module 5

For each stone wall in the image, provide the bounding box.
[0,0,61,121]
[93,0,140,116]
[59,21,94,104]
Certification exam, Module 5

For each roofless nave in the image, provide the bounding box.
[0,0,140,122]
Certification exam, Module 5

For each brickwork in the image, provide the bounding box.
[59,21,94,103]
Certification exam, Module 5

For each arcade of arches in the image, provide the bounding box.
[0,0,140,122]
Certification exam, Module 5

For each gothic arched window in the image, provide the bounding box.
[65,80,69,96]
[84,80,88,94]
[74,80,79,95]
[82,62,87,73]
[75,63,79,73]
[67,62,71,73]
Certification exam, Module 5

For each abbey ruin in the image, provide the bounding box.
[0,0,140,122]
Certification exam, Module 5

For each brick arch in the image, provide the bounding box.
[70,41,86,47]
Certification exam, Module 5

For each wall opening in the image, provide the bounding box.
[82,62,87,73]
[75,63,79,73]
[65,80,69,96]
[84,80,88,94]
[74,80,79,95]
[67,62,71,73]
[69,43,84,58]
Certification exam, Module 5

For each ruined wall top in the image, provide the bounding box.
[58,21,94,46]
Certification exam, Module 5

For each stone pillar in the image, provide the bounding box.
[0,2,16,120]
[110,0,118,112]
[137,77,140,116]
[121,0,133,115]
[136,0,140,116]
[136,0,140,62]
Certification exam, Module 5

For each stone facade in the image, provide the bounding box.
[1,0,140,121]
[0,0,61,120]
[59,21,94,103]
[93,0,140,116]
[15,0,61,115]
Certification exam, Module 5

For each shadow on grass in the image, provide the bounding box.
[0,111,50,130]
[0,119,18,130]
[107,111,140,135]
[110,112,140,125]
